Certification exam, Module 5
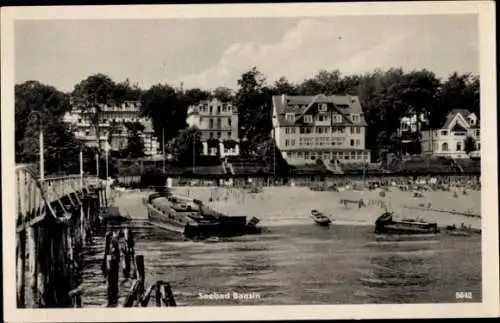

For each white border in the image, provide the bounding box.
[2,2,498,321]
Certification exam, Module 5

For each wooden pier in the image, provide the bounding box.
[15,164,105,308]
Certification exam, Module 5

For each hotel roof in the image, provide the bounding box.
[272,94,367,126]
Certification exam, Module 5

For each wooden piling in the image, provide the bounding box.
[155,280,162,307]
[27,225,38,306]
[135,255,145,295]
[139,284,155,307]
[162,283,177,307]
[16,229,26,308]
[106,231,121,307]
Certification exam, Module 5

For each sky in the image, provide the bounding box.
[15,15,479,92]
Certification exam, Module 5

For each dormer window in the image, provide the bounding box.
[351,114,360,122]
[304,115,313,123]
[285,113,295,121]
[469,118,475,126]
[318,104,327,112]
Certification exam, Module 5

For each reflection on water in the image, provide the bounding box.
[80,222,481,307]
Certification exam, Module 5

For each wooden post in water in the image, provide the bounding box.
[102,231,112,275]
[135,255,145,295]
[122,228,135,279]
[155,280,162,307]
[162,283,177,307]
[106,232,120,307]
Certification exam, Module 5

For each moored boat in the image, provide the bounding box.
[146,191,261,238]
[374,212,439,235]
[444,224,481,236]
[311,210,332,227]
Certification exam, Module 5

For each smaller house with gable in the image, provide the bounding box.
[420,109,480,159]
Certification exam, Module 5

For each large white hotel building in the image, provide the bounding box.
[62,100,160,156]
[271,94,371,165]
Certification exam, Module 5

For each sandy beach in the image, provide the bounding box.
[170,186,481,230]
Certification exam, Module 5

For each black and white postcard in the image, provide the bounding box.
[1,1,498,322]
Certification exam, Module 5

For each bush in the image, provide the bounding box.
[140,167,166,189]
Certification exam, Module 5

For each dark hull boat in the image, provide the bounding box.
[146,191,261,239]
[311,210,332,227]
[374,212,439,237]
[444,224,481,236]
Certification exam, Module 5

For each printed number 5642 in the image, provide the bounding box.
[456,292,473,299]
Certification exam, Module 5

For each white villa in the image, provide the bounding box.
[420,109,480,159]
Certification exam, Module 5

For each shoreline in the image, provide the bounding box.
[170,186,482,230]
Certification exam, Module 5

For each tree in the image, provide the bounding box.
[464,136,477,155]
[140,84,186,144]
[212,86,233,102]
[437,73,480,125]
[71,74,117,172]
[183,88,212,106]
[112,79,143,104]
[297,69,342,95]
[272,77,298,95]
[121,122,145,158]
[15,81,82,174]
[234,67,273,157]
[168,127,203,166]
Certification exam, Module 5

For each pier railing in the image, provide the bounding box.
[15,164,106,308]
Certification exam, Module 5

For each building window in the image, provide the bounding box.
[440,130,448,136]
[476,129,480,136]
[285,113,295,121]
[210,119,214,128]
[210,106,213,113]
[318,114,326,122]
[356,139,361,146]
[350,139,355,146]
[304,115,313,123]
[217,119,222,128]
[228,118,232,126]
[350,127,354,134]
[210,132,214,138]
[285,140,289,146]
[351,114,359,122]
[291,127,296,134]
[339,127,345,133]
[356,127,361,134]
[228,132,232,138]
[457,142,462,151]
[319,103,327,112]
[217,132,221,139]
[291,139,295,146]
[442,142,449,151]
[316,127,322,134]
[285,128,290,134]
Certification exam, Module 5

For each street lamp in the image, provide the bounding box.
[192,132,197,174]
[162,127,166,173]
[28,110,45,181]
